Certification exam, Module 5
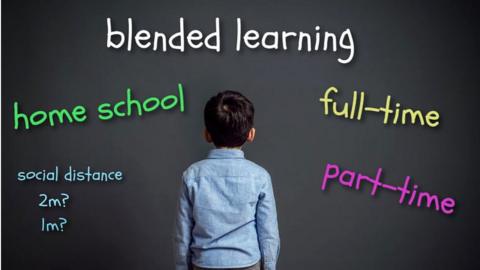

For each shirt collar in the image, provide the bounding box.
[207,148,245,159]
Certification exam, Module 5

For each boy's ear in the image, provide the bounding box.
[246,128,256,143]
[204,128,213,143]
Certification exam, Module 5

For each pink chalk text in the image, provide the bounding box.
[321,163,456,215]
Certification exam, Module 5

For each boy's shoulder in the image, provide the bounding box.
[182,157,270,180]
[239,159,271,177]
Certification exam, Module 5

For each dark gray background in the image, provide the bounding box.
[2,0,480,269]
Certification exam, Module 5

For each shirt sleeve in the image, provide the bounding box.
[256,173,280,270]
[174,176,194,270]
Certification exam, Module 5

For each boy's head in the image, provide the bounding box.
[204,91,255,148]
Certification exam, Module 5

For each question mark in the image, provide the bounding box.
[60,193,70,207]
[58,217,68,232]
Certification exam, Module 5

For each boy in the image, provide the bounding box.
[174,91,280,270]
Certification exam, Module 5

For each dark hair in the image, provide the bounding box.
[204,91,255,147]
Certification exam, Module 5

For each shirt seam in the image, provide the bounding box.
[192,257,261,269]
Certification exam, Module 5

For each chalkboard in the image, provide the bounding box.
[2,0,480,269]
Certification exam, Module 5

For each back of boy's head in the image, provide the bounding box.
[204,91,255,148]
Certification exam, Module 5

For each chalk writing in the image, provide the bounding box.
[319,86,440,127]
[321,163,456,215]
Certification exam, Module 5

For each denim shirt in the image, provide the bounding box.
[174,148,280,270]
